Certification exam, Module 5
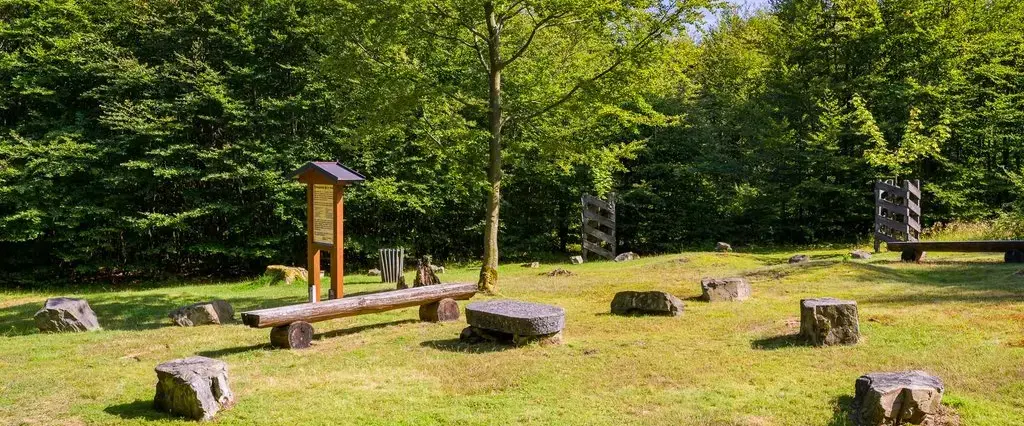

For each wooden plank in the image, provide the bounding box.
[582,240,614,259]
[582,208,615,228]
[330,185,344,299]
[241,283,478,328]
[581,194,614,212]
[583,225,615,245]
[907,216,921,232]
[875,181,906,195]
[908,199,920,215]
[875,216,909,232]
[876,198,909,215]
[887,240,1024,253]
[904,180,921,198]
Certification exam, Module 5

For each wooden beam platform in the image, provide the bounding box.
[241,283,477,328]
[887,240,1024,263]
[887,240,1024,252]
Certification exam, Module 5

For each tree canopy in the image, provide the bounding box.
[2,0,1023,286]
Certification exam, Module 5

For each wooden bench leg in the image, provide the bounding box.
[901,250,925,262]
[1006,250,1024,263]
[270,321,313,349]
[419,298,460,322]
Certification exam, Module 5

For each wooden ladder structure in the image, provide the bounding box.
[581,193,616,261]
[874,179,922,252]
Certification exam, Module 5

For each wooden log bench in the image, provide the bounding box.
[887,240,1024,263]
[241,283,477,349]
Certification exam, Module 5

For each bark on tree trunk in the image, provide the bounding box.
[478,1,501,294]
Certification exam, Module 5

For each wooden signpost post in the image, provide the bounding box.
[292,161,365,302]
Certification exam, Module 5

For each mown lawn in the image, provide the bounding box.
[2,249,1024,425]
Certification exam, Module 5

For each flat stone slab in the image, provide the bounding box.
[169,300,234,327]
[154,356,234,421]
[700,277,751,302]
[800,297,859,346]
[611,291,683,316]
[34,297,101,332]
[853,371,944,425]
[465,300,565,336]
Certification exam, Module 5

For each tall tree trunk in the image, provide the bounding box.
[478,1,501,294]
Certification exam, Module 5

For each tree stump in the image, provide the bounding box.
[419,298,460,322]
[154,356,234,421]
[800,298,859,346]
[901,249,924,262]
[270,321,313,349]
[413,256,441,287]
[853,371,944,425]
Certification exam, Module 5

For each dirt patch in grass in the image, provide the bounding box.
[1006,339,1024,348]
[542,268,576,277]
[743,260,840,280]
[867,315,897,326]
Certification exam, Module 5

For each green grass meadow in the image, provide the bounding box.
[2,249,1024,425]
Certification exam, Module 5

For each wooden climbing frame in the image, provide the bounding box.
[874,179,922,253]
[581,193,616,261]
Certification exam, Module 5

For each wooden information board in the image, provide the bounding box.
[292,161,365,302]
[312,184,334,245]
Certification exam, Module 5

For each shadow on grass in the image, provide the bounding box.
[103,399,173,421]
[844,262,1024,305]
[0,294,300,336]
[316,319,419,340]
[196,343,271,358]
[826,395,856,426]
[742,260,842,280]
[750,333,812,350]
[420,338,513,353]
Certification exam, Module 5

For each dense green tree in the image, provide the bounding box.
[329,0,710,292]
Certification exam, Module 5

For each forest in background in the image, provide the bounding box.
[1,0,1023,284]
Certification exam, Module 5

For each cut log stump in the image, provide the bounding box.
[901,249,925,262]
[419,298,460,322]
[270,321,313,349]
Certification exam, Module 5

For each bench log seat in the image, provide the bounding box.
[241,283,477,348]
[887,240,1024,263]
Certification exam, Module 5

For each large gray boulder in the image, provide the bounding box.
[154,356,235,421]
[614,252,640,262]
[463,300,565,345]
[34,297,101,333]
[853,371,944,425]
[169,300,234,327]
[800,297,859,346]
[610,291,683,316]
[700,277,751,302]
